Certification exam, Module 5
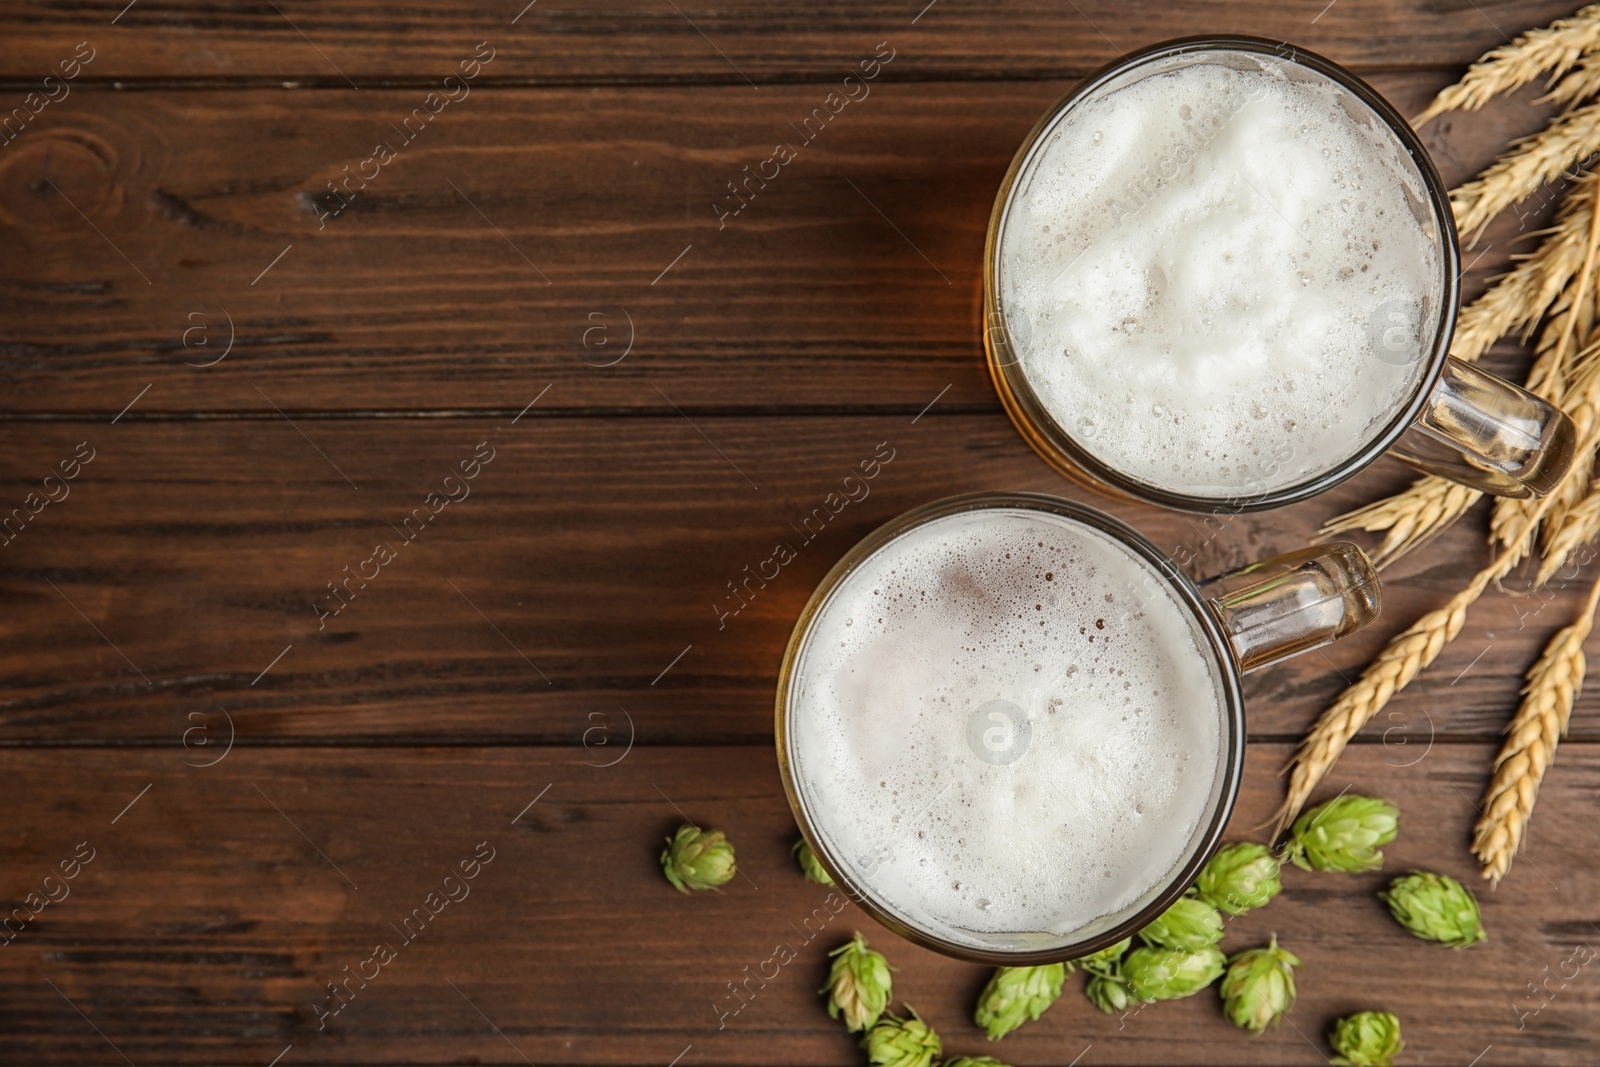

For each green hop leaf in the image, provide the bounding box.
[1123,945,1226,1002]
[973,963,1066,1040]
[1197,842,1283,915]
[792,838,835,886]
[1281,794,1399,873]
[1074,936,1131,977]
[822,932,894,1032]
[1328,1011,1404,1066]
[944,1059,1013,1067]
[1220,934,1301,1034]
[1085,968,1135,1015]
[860,1008,941,1067]
[1378,870,1486,948]
[1138,895,1225,951]
[659,823,736,893]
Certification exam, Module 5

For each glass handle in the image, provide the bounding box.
[1199,542,1380,674]
[1390,356,1577,498]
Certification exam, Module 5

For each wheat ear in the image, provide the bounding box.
[1538,480,1600,584]
[1491,182,1600,553]
[1318,476,1481,568]
[1472,572,1600,885]
[1281,348,1600,834]
[1543,50,1600,109]
[1416,4,1600,125]
[1273,544,1525,838]
[1451,100,1600,243]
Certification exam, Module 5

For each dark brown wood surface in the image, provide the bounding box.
[3,2,1600,1063]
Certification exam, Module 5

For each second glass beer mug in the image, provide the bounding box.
[984,37,1576,513]
[775,492,1380,963]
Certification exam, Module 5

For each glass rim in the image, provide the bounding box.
[983,35,1463,514]
[772,490,1248,965]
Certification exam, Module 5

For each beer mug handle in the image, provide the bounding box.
[1389,356,1577,498]
[1198,542,1380,673]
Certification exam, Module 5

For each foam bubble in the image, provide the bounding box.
[787,507,1227,949]
[998,53,1442,498]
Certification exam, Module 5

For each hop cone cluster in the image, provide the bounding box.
[1281,795,1399,872]
[1219,935,1301,1034]
[861,1009,940,1067]
[659,823,736,892]
[1123,944,1226,1002]
[823,932,893,1032]
[1197,842,1282,915]
[1329,1011,1404,1066]
[973,963,1065,1040]
[1139,894,1224,950]
[792,838,835,886]
[1379,871,1486,948]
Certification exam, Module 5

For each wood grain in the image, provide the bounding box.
[0,0,1585,82]
[7,3,1600,1062]
[0,742,1594,1065]
[0,75,1564,415]
[0,415,1592,745]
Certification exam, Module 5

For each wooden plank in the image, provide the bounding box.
[0,742,1594,1064]
[0,415,1592,744]
[0,74,1564,415]
[0,0,1584,82]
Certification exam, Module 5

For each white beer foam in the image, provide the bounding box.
[999,54,1441,498]
[788,508,1226,948]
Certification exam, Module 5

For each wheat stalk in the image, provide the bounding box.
[1451,100,1600,243]
[1472,572,1600,885]
[1473,170,1600,354]
[1315,183,1596,565]
[1273,350,1600,831]
[1537,479,1600,583]
[1490,187,1600,555]
[1273,546,1524,838]
[1279,356,1600,835]
[1319,476,1481,567]
[1416,4,1600,125]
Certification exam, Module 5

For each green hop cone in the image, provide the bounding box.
[944,1059,1013,1067]
[1123,945,1226,1002]
[973,963,1066,1040]
[1219,934,1301,1034]
[1085,969,1135,1015]
[1281,794,1399,873]
[860,1009,941,1067]
[1328,1011,1404,1067]
[659,823,736,893]
[792,838,835,886]
[1138,895,1225,951]
[1197,842,1283,915]
[1074,936,1131,977]
[822,932,893,1032]
[1378,870,1486,948]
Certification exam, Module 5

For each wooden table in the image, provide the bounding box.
[3,1,1598,1063]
